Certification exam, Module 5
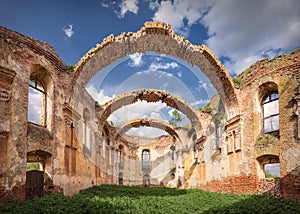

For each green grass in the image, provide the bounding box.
[1,185,300,213]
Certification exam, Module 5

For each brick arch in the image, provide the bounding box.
[114,118,180,141]
[258,81,279,102]
[71,21,239,117]
[96,89,201,136]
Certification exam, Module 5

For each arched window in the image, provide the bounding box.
[142,150,150,167]
[118,145,124,169]
[28,78,46,126]
[262,93,279,133]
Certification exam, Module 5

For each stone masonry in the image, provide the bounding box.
[0,22,299,203]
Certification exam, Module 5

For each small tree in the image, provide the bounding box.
[169,110,183,127]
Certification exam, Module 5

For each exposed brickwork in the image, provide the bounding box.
[257,178,282,198]
[72,22,239,113]
[0,23,299,203]
[0,184,25,203]
[114,118,180,141]
[239,49,300,85]
[0,26,66,72]
[97,89,202,137]
[281,170,300,201]
[196,174,259,194]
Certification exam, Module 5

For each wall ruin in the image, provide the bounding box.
[0,23,299,203]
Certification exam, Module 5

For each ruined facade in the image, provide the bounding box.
[0,22,299,203]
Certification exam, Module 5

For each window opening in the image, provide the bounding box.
[142,150,150,167]
[28,78,46,126]
[263,93,279,133]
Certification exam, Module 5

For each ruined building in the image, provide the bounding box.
[0,22,299,203]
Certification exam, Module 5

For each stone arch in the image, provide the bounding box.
[258,82,279,103]
[71,21,239,117]
[26,150,52,199]
[114,118,180,142]
[96,89,201,136]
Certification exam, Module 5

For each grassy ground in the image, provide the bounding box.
[1,185,300,213]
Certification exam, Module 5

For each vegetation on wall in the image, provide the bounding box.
[1,185,299,213]
[95,101,104,108]
[197,102,213,112]
[64,65,75,72]
[232,77,242,87]
[255,134,279,146]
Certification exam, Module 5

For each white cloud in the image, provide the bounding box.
[150,0,210,37]
[148,61,178,72]
[118,0,139,18]
[100,2,110,8]
[197,80,208,91]
[108,100,167,125]
[201,0,300,74]
[128,53,144,67]
[136,69,174,79]
[63,24,74,38]
[86,84,115,104]
[126,127,167,138]
[149,0,160,10]
[177,71,182,78]
[149,0,300,74]
[190,99,210,107]
[149,111,165,120]
[28,88,42,124]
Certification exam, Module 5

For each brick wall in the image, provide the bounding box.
[257,178,282,198]
[197,174,258,194]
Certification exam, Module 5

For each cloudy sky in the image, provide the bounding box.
[1,0,299,137]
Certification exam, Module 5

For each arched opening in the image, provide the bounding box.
[256,154,281,197]
[97,89,202,137]
[257,155,280,178]
[26,150,52,199]
[118,144,124,169]
[28,65,53,130]
[72,22,239,118]
[262,93,279,134]
[114,118,180,142]
[142,150,150,168]
[28,78,46,126]
[258,82,279,137]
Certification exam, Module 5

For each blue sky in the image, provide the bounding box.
[1,0,300,138]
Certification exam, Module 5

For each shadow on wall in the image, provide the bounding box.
[281,166,300,201]
[256,165,300,201]
[257,177,281,198]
